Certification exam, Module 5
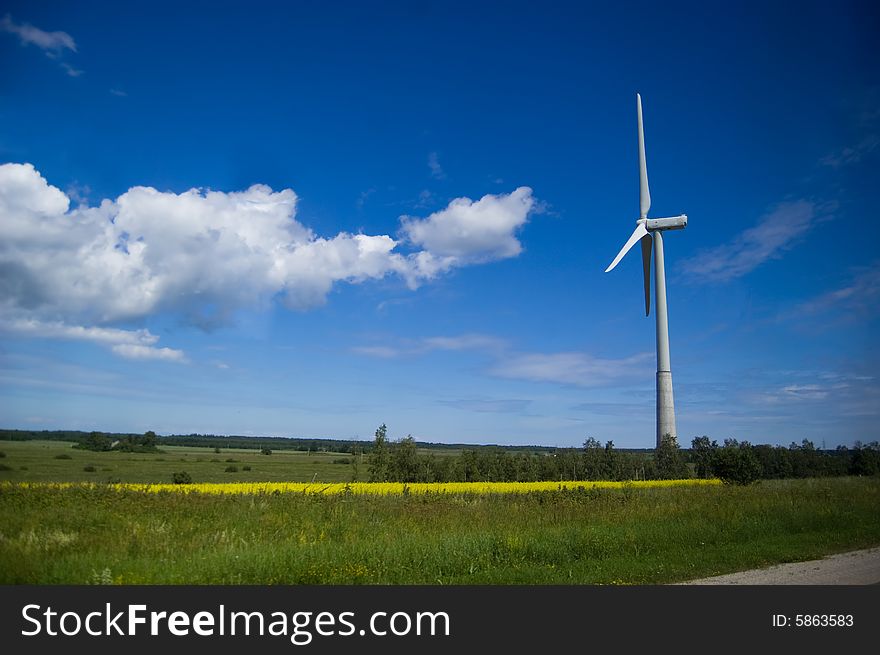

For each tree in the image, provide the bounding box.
[582,437,605,480]
[391,435,420,482]
[850,442,880,477]
[712,439,762,485]
[76,431,112,452]
[143,431,157,448]
[368,424,390,482]
[655,434,689,479]
[350,444,362,482]
[603,441,621,480]
[691,436,718,478]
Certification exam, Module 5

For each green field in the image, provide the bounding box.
[0,439,358,483]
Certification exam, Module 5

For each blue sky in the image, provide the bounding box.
[1,1,878,448]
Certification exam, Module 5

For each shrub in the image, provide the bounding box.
[54,453,73,460]
[171,471,192,484]
[19,466,28,471]
[225,458,238,463]
[83,465,97,472]
[242,465,252,471]
[0,463,12,471]
[260,448,272,455]
[333,457,352,465]
[0,450,5,457]
[224,465,238,473]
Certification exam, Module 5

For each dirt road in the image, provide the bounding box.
[676,547,880,585]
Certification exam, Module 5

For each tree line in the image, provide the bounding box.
[364,425,880,484]
[691,437,880,484]
[0,429,550,455]
[362,427,691,483]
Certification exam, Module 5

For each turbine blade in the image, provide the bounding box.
[605,222,648,273]
[640,233,652,316]
[637,93,651,218]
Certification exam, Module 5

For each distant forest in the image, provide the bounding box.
[0,428,569,455]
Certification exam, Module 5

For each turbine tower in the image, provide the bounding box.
[605,94,687,448]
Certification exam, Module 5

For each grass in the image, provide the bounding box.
[1,477,878,584]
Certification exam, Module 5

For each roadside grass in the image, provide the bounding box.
[1,477,877,584]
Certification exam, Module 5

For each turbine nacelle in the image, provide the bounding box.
[646,214,687,231]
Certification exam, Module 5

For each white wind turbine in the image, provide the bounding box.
[605,94,687,448]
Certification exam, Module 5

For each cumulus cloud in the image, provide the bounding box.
[0,163,537,360]
[680,200,831,282]
[400,186,534,277]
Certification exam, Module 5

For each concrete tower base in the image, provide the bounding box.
[656,370,676,448]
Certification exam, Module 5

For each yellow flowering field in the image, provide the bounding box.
[5,478,721,496]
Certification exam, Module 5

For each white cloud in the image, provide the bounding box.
[400,186,534,269]
[680,200,830,282]
[60,62,83,77]
[428,152,446,180]
[420,334,505,352]
[790,263,880,318]
[820,134,879,168]
[1,14,77,54]
[0,163,537,359]
[352,334,506,359]
[438,398,532,414]
[780,384,829,400]
[0,317,186,362]
[111,344,186,362]
[351,345,401,359]
[1,15,82,77]
[415,189,434,208]
[490,351,653,387]
[353,334,649,389]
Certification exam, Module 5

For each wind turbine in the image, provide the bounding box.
[605,94,687,449]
